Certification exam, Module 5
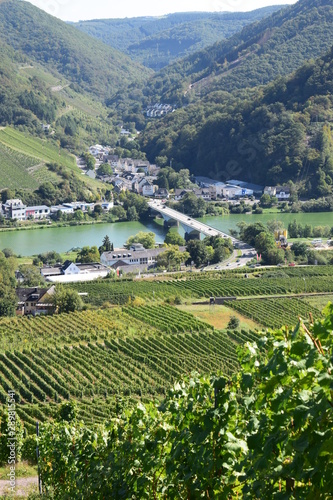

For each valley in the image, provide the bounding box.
[0,0,332,497]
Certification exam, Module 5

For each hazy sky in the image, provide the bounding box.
[24,0,298,22]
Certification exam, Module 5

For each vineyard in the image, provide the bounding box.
[0,308,158,351]
[0,266,330,436]
[0,302,263,432]
[0,127,76,171]
[227,297,322,329]
[0,329,258,432]
[69,269,333,305]
[0,142,40,190]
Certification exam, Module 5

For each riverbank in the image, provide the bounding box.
[1,212,333,257]
[0,218,112,233]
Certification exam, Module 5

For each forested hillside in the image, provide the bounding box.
[73,7,284,70]
[140,45,333,197]
[0,1,149,101]
[141,0,333,105]
[0,0,152,194]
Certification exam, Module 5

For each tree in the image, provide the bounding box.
[97,164,112,177]
[125,232,156,250]
[260,194,274,208]
[2,248,15,258]
[19,264,45,287]
[240,223,268,247]
[52,287,83,314]
[73,209,84,221]
[292,242,308,257]
[93,205,103,218]
[33,251,63,266]
[76,246,100,263]
[227,316,240,329]
[111,206,127,221]
[186,240,209,267]
[164,231,185,246]
[127,206,139,221]
[254,231,276,256]
[82,153,95,170]
[266,220,285,233]
[156,246,189,271]
[99,235,113,255]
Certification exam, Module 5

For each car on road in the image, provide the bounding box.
[289,262,296,267]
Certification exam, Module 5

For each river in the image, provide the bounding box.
[1,212,333,256]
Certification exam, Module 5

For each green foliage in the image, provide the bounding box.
[0,400,24,466]
[156,245,189,271]
[227,315,240,329]
[52,287,83,314]
[21,435,37,464]
[76,246,99,263]
[74,7,282,70]
[0,251,16,317]
[0,1,148,103]
[32,251,63,266]
[97,163,112,177]
[37,305,333,497]
[142,0,333,105]
[164,230,185,246]
[98,235,113,255]
[18,264,45,287]
[56,401,78,423]
[186,236,233,267]
[229,297,322,329]
[140,41,333,196]
[125,231,156,249]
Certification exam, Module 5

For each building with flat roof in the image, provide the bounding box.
[41,261,109,282]
[26,205,50,219]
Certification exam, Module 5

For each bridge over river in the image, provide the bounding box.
[148,201,254,257]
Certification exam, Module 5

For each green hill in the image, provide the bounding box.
[0,0,154,196]
[73,7,285,70]
[0,127,107,203]
[142,0,333,105]
[140,45,333,197]
[0,0,149,101]
[0,0,150,151]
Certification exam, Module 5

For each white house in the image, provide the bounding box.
[62,261,80,275]
[41,261,109,282]
[3,199,26,220]
[276,186,290,200]
[142,182,155,197]
[101,201,114,211]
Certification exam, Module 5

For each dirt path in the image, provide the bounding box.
[0,476,38,497]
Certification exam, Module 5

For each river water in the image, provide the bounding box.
[1,212,333,256]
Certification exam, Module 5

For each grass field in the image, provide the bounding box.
[176,303,261,331]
